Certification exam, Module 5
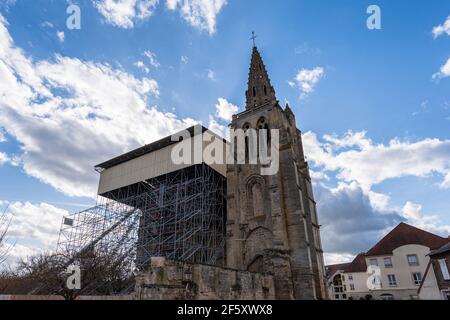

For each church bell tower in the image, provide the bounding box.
[226,42,327,300]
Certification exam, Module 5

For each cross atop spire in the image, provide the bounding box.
[245,46,277,110]
[250,31,257,47]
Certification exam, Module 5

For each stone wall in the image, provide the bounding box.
[134,257,276,300]
[0,295,133,300]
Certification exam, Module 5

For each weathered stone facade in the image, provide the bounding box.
[134,46,327,300]
[135,257,276,300]
[226,46,327,299]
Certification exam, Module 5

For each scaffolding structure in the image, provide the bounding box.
[57,163,226,277]
[133,164,226,268]
[56,200,139,268]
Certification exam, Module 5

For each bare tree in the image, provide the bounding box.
[0,203,134,299]
[14,249,134,300]
[15,252,69,297]
[0,267,39,295]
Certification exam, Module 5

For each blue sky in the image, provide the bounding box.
[0,0,449,265]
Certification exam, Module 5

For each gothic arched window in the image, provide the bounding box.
[246,176,266,218]
[257,117,270,146]
[243,123,250,163]
[257,117,268,130]
[251,183,264,217]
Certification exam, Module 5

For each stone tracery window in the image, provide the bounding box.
[246,176,266,218]
[257,117,270,146]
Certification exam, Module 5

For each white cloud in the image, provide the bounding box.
[206,68,216,81]
[441,172,450,189]
[207,97,237,139]
[412,100,430,117]
[94,0,159,28]
[215,97,238,122]
[402,201,450,235]
[166,0,227,34]
[5,244,43,267]
[41,21,54,28]
[181,55,189,64]
[309,170,329,181]
[0,14,197,198]
[133,51,159,74]
[93,0,227,33]
[316,182,404,256]
[0,129,6,142]
[5,201,66,247]
[0,152,9,165]
[322,131,371,150]
[208,115,227,138]
[144,50,160,68]
[432,57,450,80]
[317,181,450,258]
[294,42,322,56]
[306,130,450,257]
[432,15,450,38]
[324,252,355,266]
[1,200,68,266]
[291,67,324,99]
[134,60,149,73]
[402,201,423,221]
[303,130,450,192]
[56,31,65,43]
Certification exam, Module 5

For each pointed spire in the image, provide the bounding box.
[284,102,295,124]
[285,102,293,115]
[245,46,277,110]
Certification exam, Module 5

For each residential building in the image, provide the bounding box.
[326,263,350,300]
[326,223,449,300]
[326,253,367,300]
[418,242,450,300]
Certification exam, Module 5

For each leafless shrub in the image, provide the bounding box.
[11,249,134,300]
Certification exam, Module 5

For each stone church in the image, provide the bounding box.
[106,45,328,300]
[225,46,326,299]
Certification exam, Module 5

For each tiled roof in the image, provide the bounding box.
[344,253,367,273]
[429,241,450,256]
[366,222,449,256]
[325,263,350,279]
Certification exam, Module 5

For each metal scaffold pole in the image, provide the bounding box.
[56,164,226,294]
